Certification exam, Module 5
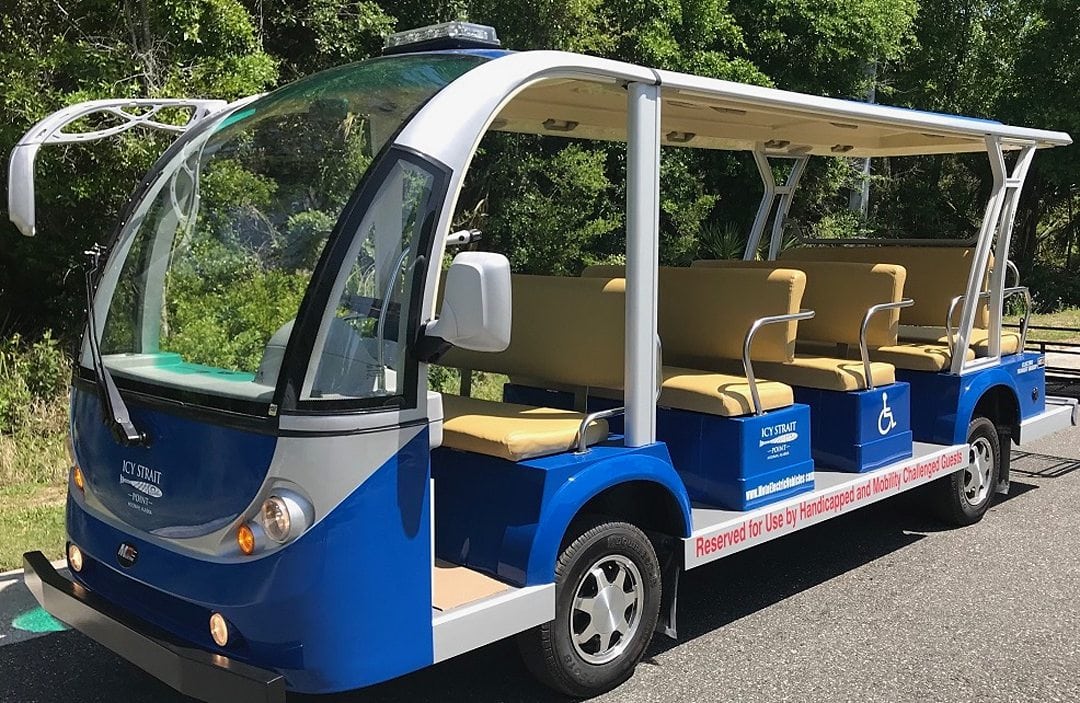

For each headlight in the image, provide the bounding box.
[261,497,291,542]
[259,491,312,544]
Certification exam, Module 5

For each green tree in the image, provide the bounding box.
[0,0,277,343]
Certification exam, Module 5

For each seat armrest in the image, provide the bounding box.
[743,310,815,415]
[860,299,913,390]
[575,406,625,453]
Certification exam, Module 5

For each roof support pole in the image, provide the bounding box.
[986,143,1035,360]
[743,149,808,260]
[624,81,661,447]
[768,156,808,260]
[745,150,776,259]
[949,136,1035,374]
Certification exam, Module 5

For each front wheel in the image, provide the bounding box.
[932,416,1001,526]
[518,518,661,697]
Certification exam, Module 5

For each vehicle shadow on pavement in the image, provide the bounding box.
[0,485,1042,703]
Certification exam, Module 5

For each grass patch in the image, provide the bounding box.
[0,393,70,572]
[1006,308,1080,344]
[0,484,66,571]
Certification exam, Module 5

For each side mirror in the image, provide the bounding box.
[426,252,511,352]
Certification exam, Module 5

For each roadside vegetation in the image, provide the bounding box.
[0,334,69,570]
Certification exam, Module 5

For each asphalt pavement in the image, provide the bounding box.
[2,428,1079,703]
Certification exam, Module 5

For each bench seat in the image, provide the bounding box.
[659,366,793,416]
[751,355,895,392]
[898,326,1022,357]
[441,394,608,462]
[864,341,976,372]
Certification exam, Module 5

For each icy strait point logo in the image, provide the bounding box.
[120,459,164,506]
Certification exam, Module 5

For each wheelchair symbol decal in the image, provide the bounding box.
[878,391,897,435]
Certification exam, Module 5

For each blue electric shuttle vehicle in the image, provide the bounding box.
[10,22,1077,702]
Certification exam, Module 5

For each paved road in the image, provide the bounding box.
[2,429,1079,703]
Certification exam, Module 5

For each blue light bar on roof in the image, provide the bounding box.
[383,22,501,55]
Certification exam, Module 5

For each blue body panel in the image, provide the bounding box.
[431,441,691,586]
[67,429,434,694]
[71,387,275,537]
[898,351,1045,444]
[792,382,913,473]
[657,404,815,510]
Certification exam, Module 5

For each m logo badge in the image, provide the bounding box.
[117,543,139,568]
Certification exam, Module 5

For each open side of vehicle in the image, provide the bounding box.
[11,21,1076,703]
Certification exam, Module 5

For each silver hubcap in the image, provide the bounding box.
[964,436,994,506]
[569,555,643,665]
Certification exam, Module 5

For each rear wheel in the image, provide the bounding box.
[518,518,661,697]
[932,416,1001,526]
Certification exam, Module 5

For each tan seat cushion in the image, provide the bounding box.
[781,246,991,329]
[582,265,807,364]
[898,326,1021,357]
[691,259,907,348]
[866,342,976,372]
[659,366,793,416]
[752,355,896,392]
[441,275,626,390]
[441,394,608,462]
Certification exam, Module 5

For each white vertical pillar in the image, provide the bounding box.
[986,144,1035,360]
[745,149,776,260]
[625,82,660,447]
[951,136,1007,374]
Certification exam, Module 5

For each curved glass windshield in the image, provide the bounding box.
[95,53,486,410]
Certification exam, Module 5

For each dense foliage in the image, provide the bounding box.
[0,0,1077,359]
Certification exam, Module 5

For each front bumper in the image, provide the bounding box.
[21,551,286,703]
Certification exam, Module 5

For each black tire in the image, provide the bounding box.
[931,416,1001,526]
[517,517,661,698]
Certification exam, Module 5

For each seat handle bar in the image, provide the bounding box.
[743,310,815,416]
[859,299,914,390]
[945,286,1031,356]
[575,406,626,454]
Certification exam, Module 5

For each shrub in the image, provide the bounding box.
[0,332,70,435]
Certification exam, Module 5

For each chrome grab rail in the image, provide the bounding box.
[945,285,1032,356]
[859,299,914,390]
[743,310,815,415]
[1005,260,1020,288]
[575,406,626,454]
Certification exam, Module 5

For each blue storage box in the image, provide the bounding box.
[792,381,912,473]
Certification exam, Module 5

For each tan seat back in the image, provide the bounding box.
[441,274,626,390]
[779,246,990,328]
[581,265,806,367]
[690,260,906,348]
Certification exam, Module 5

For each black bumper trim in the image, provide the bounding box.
[22,551,287,703]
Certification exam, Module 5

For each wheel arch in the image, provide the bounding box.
[955,368,1021,444]
[524,452,691,586]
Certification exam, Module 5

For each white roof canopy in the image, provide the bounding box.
[488,57,1072,157]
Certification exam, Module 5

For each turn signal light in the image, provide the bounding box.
[72,465,85,492]
[236,524,255,556]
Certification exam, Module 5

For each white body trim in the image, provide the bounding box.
[1017,396,1079,446]
[432,583,555,662]
[685,442,968,569]
[8,99,228,237]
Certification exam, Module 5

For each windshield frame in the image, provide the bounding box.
[81,53,480,422]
